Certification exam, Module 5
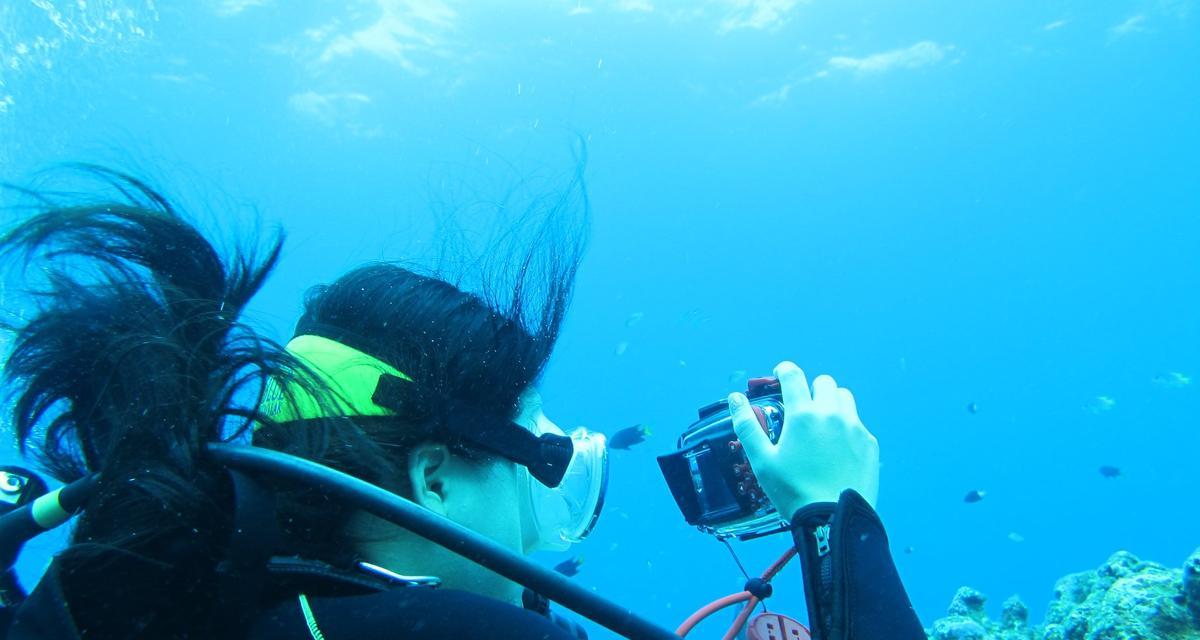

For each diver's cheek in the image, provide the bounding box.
[464,463,527,555]
[512,465,547,554]
[519,484,541,554]
[501,466,534,556]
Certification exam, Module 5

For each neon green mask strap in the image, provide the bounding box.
[261,334,412,423]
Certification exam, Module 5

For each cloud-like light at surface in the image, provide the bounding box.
[1043,19,1069,31]
[1109,14,1147,38]
[288,90,372,126]
[617,0,654,12]
[717,0,800,33]
[751,83,792,107]
[216,0,271,17]
[828,41,953,73]
[151,72,208,85]
[1,1,154,116]
[317,0,456,74]
[753,41,954,107]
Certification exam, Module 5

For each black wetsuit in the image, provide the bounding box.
[249,586,589,639]
[4,490,923,639]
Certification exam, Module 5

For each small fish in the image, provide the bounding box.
[1007,532,1025,543]
[1084,396,1116,414]
[625,311,645,327]
[609,425,652,450]
[1152,372,1191,388]
[967,402,980,414]
[554,556,584,577]
[1099,465,1122,478]
[904,545,915,555]
[681,308,712,327]
[964,489,986,503]
[614,341,629,356]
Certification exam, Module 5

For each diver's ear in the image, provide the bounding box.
[407,442,451,516]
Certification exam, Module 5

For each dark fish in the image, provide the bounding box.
[1099,465,1122,478]
[904,546,915,555]
[963,489,986,503]
[967,402,980,414]
[554,556,584,577]
[609,425,651,450]
[1152,372,1190,388]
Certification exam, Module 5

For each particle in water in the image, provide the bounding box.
[1083,396,1116,414]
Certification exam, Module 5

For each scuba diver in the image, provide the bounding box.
[0,169,925,639]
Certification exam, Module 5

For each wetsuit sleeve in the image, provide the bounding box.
[790,489,925,640]
[250,587,580,640]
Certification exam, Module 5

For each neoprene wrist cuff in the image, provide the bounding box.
[789,490,925,640]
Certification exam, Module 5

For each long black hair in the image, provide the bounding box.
[258,175,588,559]
[0,165,586,636]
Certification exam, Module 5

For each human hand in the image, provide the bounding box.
[728,361,880,518]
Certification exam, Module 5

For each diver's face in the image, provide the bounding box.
[417,389,559,602]
[352,389,553,604]
[410,388,551,557]
[436,452,528,600]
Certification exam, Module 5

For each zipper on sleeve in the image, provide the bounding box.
[815,524,834,633]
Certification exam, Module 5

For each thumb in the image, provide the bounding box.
[729,392,772,463]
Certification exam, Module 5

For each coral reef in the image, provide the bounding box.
[927,548,1200,640]
[928,588,1034,640]
[1185,549,1200,627]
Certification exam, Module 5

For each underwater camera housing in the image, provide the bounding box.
[657,377,791,540]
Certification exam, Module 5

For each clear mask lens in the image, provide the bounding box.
[527,425,609,552]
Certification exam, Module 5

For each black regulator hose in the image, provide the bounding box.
[0,447,678,640]
[209,444,678,640]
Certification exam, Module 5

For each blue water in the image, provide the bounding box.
[1,1,1198,637]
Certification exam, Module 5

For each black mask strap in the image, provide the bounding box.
[372,374,573,488]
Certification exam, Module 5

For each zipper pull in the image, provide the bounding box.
[814,524,831,557]
[357,561,442,587]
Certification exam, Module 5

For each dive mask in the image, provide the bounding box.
[657,377,789,540]
[523,416,609,552]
